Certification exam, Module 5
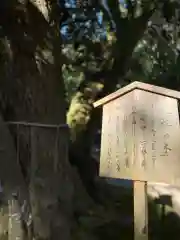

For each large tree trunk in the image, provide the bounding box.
[0,115,30,240]
[1,1,73,239]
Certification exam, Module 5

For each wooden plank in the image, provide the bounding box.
[134,181,148,240]
[99,89,180,185]
[99,101,116,177]
[93,81,180,108]
[136,81,180,101]
[93,81,138,108]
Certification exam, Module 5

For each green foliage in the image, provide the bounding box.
[62,0,180,98]
[67,81,103,141]
[63,63,84,102]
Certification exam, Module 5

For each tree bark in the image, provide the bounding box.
[0,116,30,240]
[1,1,73,239]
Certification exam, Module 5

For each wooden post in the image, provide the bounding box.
[8,198,24,240]
[134,181,148,240]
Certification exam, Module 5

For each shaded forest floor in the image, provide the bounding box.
[73,179,180,240]
[1,178,180,239]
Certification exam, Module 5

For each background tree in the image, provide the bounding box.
[1,0,180,239]
[0,0,73,239]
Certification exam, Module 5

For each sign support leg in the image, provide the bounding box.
[134,181,148,240]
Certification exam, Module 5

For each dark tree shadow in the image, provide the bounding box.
[93,190,180,240]
[149,194,180,240]
[94,220,133,240]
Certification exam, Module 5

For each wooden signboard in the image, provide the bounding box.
[93,81,180,240]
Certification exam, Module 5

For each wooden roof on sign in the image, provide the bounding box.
[93,81,180,108]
